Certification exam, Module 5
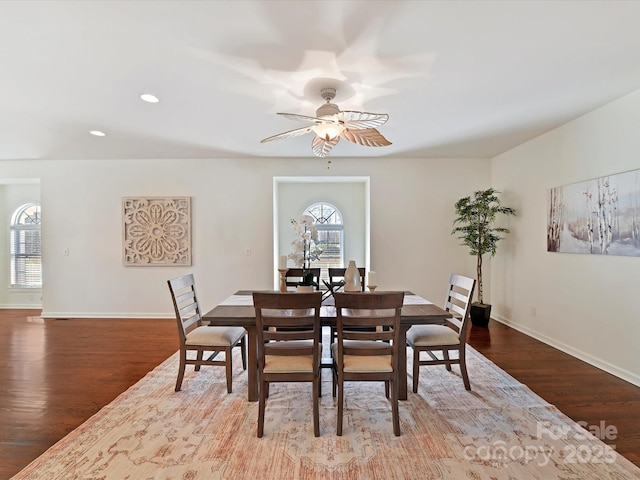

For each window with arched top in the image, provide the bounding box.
[303,202,343,279]
[10,203,42,288]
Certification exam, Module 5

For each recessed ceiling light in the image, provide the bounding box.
[140,93,159,103]
[90,130,106,137]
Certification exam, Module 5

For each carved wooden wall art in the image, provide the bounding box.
[123,197,191,266]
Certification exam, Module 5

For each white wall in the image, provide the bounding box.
[491,88,640,386]
[0,156,489,318]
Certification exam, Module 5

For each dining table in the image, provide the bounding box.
[203,290,452,402]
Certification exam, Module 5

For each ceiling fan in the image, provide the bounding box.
[260,88,392,157]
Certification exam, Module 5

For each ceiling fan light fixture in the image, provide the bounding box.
[314,96,343,140]
[313,122,343,140]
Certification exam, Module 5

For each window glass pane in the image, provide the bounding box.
[303,202,343,282]
[10,203,42,288]
[317,230,341,258]
[306,203,342,225]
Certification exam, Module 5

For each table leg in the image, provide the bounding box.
[398,325,410,400]
[245,326,258,402]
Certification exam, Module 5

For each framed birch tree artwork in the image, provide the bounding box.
[547,169,640,256]
[123,197,192,266]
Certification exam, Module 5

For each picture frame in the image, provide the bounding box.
[547,169,640,256]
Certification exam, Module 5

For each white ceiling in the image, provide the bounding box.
[2,0,640,161]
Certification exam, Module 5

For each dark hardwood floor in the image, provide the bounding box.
[1,310,638,478]
[0,310,178,479]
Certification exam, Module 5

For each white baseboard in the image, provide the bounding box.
[39,311,174,319]
[492,313,640,388]
[0,303,42,309]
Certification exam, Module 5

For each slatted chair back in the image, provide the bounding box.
[328,267,366,292]
[168,273,203,341]
[444,273,476,341]
[284,268,321,290]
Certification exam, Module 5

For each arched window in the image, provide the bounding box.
[303,202,343,278]
[10,203,42,288]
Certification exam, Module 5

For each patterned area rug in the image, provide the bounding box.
[13,345,640,479]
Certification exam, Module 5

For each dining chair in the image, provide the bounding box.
[328,267,366,292]
[253,291,323,438]
[406,273,476,392]
[284,267,321,290]
[167,274,247,393]
[331,291,405,436]
[327,266,367,345]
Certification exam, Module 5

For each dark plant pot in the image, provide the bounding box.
[470,303,491,327]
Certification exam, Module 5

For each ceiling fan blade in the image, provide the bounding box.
[340,128,392,147]
[260,126,314,143]
[311,135,339,157]
[277,112,327,124]
[338,111,389,129]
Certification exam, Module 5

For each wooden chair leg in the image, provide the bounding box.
[412,348,420,393]
[337,377,344,436]
[195,350,203,371]
[332,360,337,397]
[175,349,187,392]
[226,347,233,393]
[257,380,267,438]
[443,349,452,371]
[240,337,247,370]
[391,378,400,436]
[459,347,471,391]
[313,376,320,437]
[385,380,390,398]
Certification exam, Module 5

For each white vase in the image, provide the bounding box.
[296,285,314,293]
[344,260,361,292]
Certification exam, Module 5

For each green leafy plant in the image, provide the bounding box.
[452,188,516,305]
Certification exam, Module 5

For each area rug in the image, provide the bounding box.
[13,345,640,480]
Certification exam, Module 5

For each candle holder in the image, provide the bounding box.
[367,285,377,292]
[278,268,288,292]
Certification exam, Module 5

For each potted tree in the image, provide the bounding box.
[451,188,516,327]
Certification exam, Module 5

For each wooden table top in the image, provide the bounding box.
[203,290,451,326]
